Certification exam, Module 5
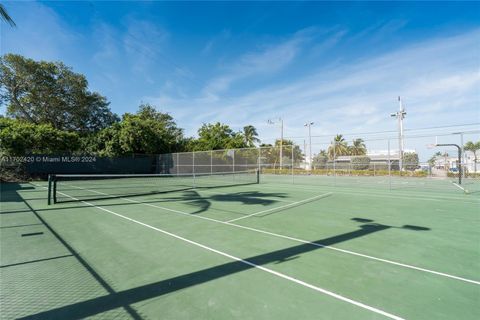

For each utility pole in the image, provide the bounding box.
[391,97,407,172]
[268,118,284,168]
[304,122,314,170]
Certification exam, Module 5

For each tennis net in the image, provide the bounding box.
[48,170,259,204]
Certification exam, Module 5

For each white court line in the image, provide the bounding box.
[55,184,480,286]
[452,183,467,193]
[241,182,479,203]
[53,188,404,320]
[226,193,333,223]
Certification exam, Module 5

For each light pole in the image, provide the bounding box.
[453,132,465,180]
[268,118,284,168]
[391,97,407,172]
[304,122,314,170]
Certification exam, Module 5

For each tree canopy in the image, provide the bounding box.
[0,54,118,133]
[189,122,248,151]
[83,104,184,156]
[0,117,80,155]
[464,141,480,172]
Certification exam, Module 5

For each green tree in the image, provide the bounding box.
[351,156,370,170]
[0,4,15,27]
[312,150,328,169]
[277,139,303,166]
[327,134,348,160]
[83,104,184,156]
[192,122,247,151]
[349,138,367,156]
[0,118,80,155]
[464,141,480,173]
[243,125,260,147]
[428,151,441,167]
[403,152,419,171]
[0,54,118,132]
[259,140,302,168]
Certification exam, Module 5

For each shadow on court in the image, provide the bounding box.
[1,189,289,217]
[18,212,430,319]
[1,183,143,319]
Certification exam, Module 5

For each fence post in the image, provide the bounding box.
[291,145,294,183]
[258,147,261,173]
[193,151,195,175]
[232,149,235,173]
[333,141,337,187]
[388,139,391,191]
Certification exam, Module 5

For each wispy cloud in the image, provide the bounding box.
[146,29,480,141]
[0,2,78,60]
[203,27,316,96]
[201,29,231,55]
[122,18,169,81]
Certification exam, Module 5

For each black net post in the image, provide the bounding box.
[53,176,57,204]
[47,174,52,205]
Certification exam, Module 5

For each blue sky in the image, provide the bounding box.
[1,1,479,147]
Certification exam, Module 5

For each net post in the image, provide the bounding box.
[53,176,57,204]
[256,168,260,184]
[47,174,52,205]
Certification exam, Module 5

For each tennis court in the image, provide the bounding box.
[1,173,479,319]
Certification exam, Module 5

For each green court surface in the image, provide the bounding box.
[1,176,479,319]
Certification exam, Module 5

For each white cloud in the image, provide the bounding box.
[145,29,480,142]
[0,2,78,60]
[203,27,316,95]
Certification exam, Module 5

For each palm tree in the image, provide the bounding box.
[327,134,348,160]
[442,152,449,171]
[349,138,367,156]
[243,125,260,147]
[0,4,16,27]
[428,151,441,167]
[464,141,480,173]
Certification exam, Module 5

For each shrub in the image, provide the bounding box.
[351,156,371,170]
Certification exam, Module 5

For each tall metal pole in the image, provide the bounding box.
[309,124,312,170]
[268,118,284,169]
[454,132,465,180]
[304,139,307,169]
[304,122,314,170]
[280,118,283,169]
[391,97,407,174]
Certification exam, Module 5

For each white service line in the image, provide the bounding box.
[54,188,404,320]
[452,182,467,193]
[59,183,480,286]
[226,192,333,223]
[241,181,479,203]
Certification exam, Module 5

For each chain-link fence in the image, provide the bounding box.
[156,130,479,193]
